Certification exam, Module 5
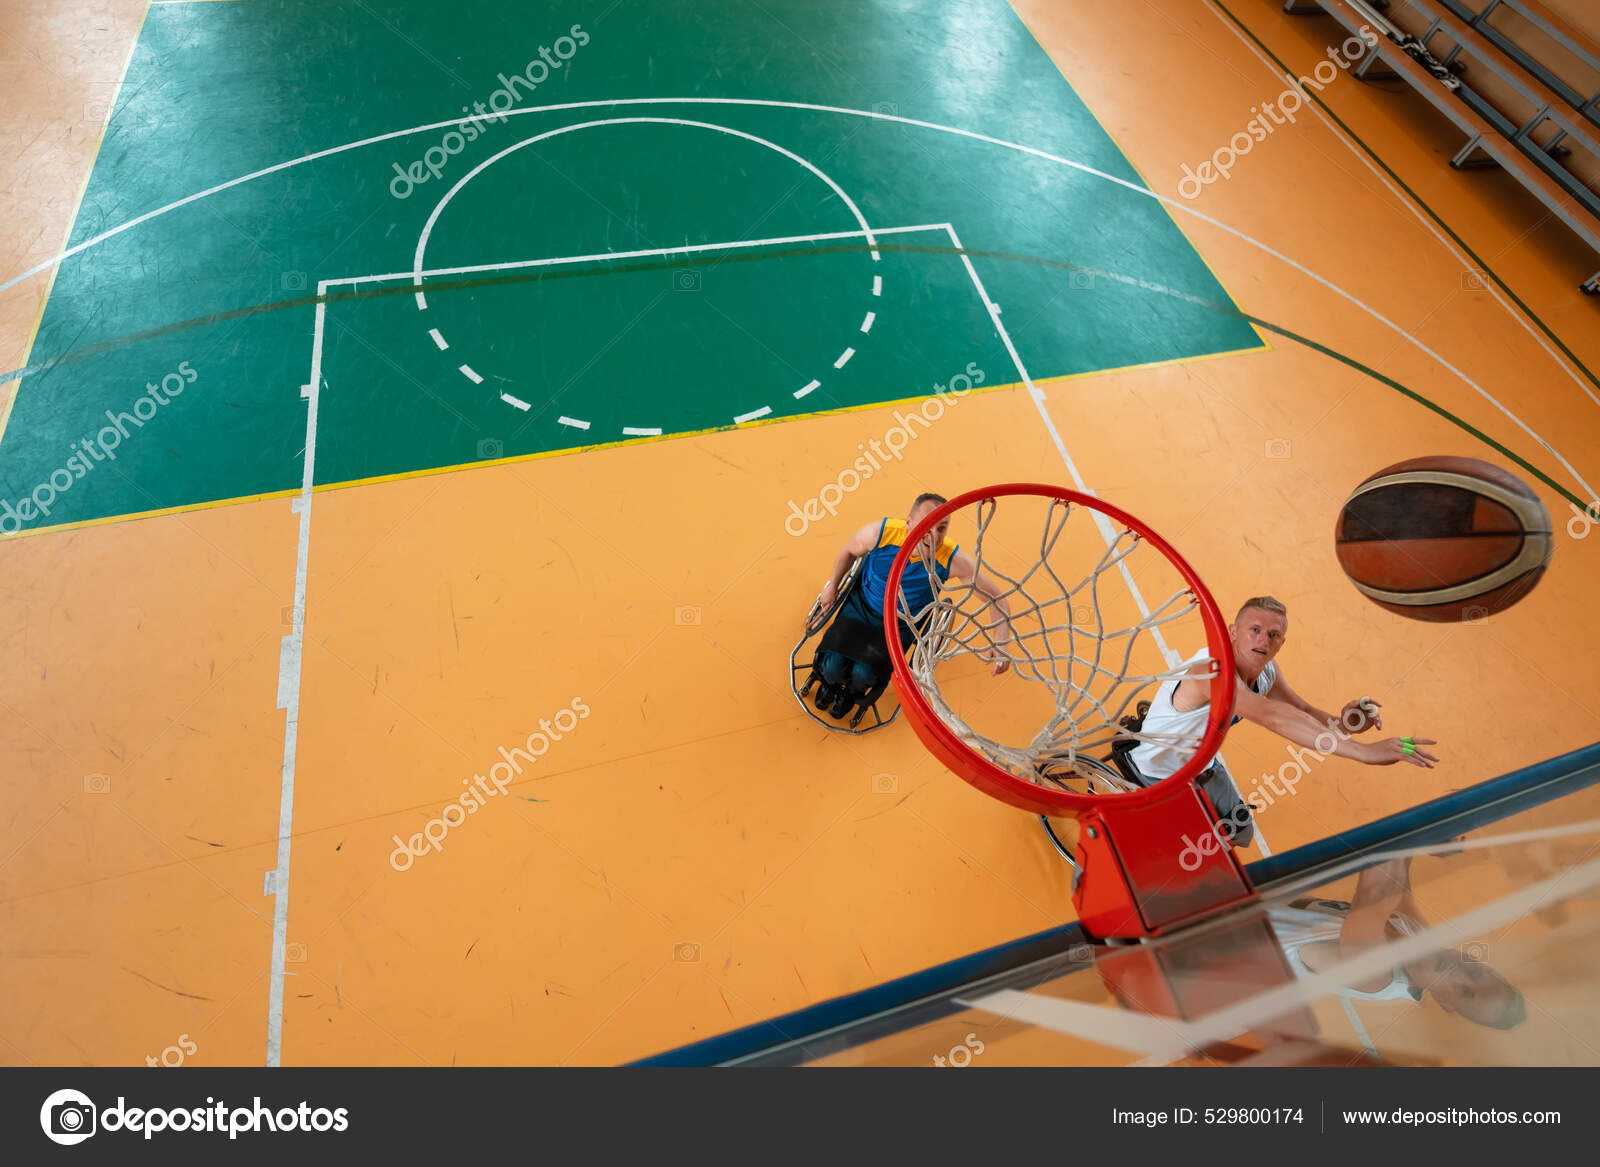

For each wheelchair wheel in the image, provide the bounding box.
[790,559,900,735]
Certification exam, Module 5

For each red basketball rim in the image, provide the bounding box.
[883,483,1235,817]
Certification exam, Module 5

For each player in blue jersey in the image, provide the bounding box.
[812,493,1014,718]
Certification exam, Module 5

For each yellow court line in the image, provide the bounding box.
[0,485,300,543]
[1027,341,1269,388]
[1007,1,1272,355]
[0,1,154,452]
[0,342,1273,544]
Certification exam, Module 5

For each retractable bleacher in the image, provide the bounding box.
[1287,0,1600,293]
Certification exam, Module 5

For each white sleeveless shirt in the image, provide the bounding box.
[1128,648,1276,781]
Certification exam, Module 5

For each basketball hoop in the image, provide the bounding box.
[884,484,1250,937]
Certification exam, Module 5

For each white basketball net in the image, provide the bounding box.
[893,496,1223,794]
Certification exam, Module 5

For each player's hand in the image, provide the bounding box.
[1363,736,1438,768]
[818,581,837,611]
[1340,696,1382,733]
[986,618,1015,677]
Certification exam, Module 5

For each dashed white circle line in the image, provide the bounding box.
[413,117,885,438]
[501,393,531,411]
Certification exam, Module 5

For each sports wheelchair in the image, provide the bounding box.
[789,559,904,733]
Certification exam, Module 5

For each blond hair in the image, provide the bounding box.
[1236,595,1287,622]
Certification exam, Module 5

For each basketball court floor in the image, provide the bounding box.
[2,0,1598,1066]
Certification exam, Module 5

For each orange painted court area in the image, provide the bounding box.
[2,0,1598,1066]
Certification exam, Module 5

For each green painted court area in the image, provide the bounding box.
[0,0,1261,533]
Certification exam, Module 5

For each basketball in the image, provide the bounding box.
[1335,456,1552,622]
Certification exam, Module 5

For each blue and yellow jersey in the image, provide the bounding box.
[859,518,959,617]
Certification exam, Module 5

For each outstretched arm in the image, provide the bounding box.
[1332,859,1417,991]
[819,522,881,609]
[1269,665,1382,735]
[1235,682,1437,767]
[950,549,1014,676]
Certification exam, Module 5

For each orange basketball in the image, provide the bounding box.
[1335,456,1552,622]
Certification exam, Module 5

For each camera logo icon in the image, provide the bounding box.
[1264,438,1292,460]
[285,941,307,963]
[1067,943,1095,963]
[672,269,701,292]
[1461,270,1487,290]
[281,271,308,292]
[873,101,899,115]
[83,773,111,794]
[476,437,504,460]
[1068,270,1095,291]
[674,605,702,627]
[871,773,898,794]
[673,942,700,963]
[40,1088,97,1145]
[1462,941,1489,962]
[1461,605,1490,626]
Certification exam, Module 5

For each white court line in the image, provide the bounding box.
[735,406,772,424]
[1204,1,1600,412]
[500,392,531,411]
[945,221,1265,853]
[327,224,946,289]
[266,283,327,1067]
[557,416,590,431]
[354,222,950,427]
[343,223,950,426]
[458,364,482,384]
[91,94,1571,1058]
[622,426,662,436]
[945,225,1177,664]
[5,96,1584,502]
[409,118,885,312]
[833,347,855,369]
[1340,996,1380,1059]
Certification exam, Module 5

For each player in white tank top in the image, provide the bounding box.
[1121,597,1443,850]
[1129,647,1277,781]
